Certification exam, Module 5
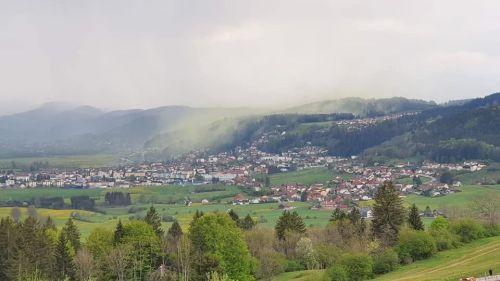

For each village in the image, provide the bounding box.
[0,139,487,214]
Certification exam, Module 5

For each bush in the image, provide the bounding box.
[484,224,500,237]
[285,260,305,272]
[450,219,485,243]
[314,244,341,269]
[161,215,175,222]
[397,230,436,262]
[430,229,461,251]
[372,248,399,274]
[430,216,449,232]
[340,253,373,281]
[254,250,287,279]
[323,264,349,281]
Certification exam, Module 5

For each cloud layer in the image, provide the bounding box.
[1,0,500,111]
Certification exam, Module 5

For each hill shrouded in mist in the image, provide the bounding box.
[2,95,496,161]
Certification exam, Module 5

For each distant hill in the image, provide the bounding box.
[0,103,261,158]
[285,97,437,116]
[0,94,495,162]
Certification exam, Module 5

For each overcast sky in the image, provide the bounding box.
[1,0,500,112]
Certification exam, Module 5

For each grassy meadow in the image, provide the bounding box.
[0,167,498,240]
[271,236,500,281]
[0,154,120,169]
[269,167,352,186]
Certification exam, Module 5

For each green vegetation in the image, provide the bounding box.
[269,168,351,185]
[0,154,119,170]
[272,236,500,281]
[405,184,500,211]
[374,236,500,281]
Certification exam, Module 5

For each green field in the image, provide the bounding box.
[0,154,120,169]
[271,236,500,281]
[0,200,333,238]
[0,184,241,204]
[405,184,500,211]
[270,168,351,186]
[455,163,500,185]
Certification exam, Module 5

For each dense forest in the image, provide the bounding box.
[0,182,498,281]
[215,93,500,163]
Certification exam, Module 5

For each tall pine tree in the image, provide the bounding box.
[55,232,76,281]
[114,219,124,244]
[145,206,164,238]
[240,214,256,230]
[372,181,406,246]
[275,210,306,240]
[408,204,424,230]
[62,218,81,251]
[227,209,240,226]
[167,220,183,239]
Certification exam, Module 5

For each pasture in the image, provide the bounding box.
[0,154,119,169]
[269,167,351,186]
[271,236,500,281]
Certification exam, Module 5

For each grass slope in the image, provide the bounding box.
[272,236,500,281]
[374,236,500,281]
[405,184,500,210]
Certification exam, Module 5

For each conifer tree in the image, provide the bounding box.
[55,232,76,281]
[227,209,240,226]
[44,216,56,231]
[240,214,256,230]
[348,207,361,225]
[408,204,424,230]
[144,206,164,238]
[372,181,406,246]
[62,218,81,251]
[167,220,183,239]
[275,210,306,240]
[114,219,124,244]
[330,207,347,222]
[0,217,16,280]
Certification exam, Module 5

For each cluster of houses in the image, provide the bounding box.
[0,139,486,216]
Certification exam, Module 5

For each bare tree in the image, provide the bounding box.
[106,245,129,281]
[27,205,38,219]
[10,206,21,222]
[176,236,192,281]
[75,248,95,281]
[471,192,500,227]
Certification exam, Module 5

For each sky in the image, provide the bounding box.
[1,0,500,113]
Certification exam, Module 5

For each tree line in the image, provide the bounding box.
[0,182,498,281]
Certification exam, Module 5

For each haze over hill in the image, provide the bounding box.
[0,96,440,159]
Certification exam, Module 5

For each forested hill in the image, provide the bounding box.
[284,97,437,116]
[209,93,500,162]
[365,93,500,162]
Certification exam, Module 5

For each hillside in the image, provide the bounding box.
[271,236,500,281]
[215,93,500,162]
[0,96,436,160]
[285,97,437,116]
[0,104,261,158]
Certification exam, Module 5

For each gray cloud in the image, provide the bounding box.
[1,0,500,111]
